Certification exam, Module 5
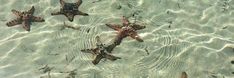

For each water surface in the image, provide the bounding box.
[0,0,234,78]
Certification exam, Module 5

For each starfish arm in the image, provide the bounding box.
[132,24,146,30]
[51,11,63,15]
[6,18,22,27]
[22,21,31,31]
[129,31,143,42]
[76,0,83,7]
[113,33,126,45]
[77,11,89,16]
[81,48,99,54]
[28,6,35,14]
[92,54,103,65]
[122,16,130,26]
[11,9,22,16]
[105,24,121,31]
[181,72,188,78]
[81,49,94,53]
[105,54,121,61]
[60,0,65,6]
[65,14,75,22]
[32,16,45,22]
[105,43,117,53]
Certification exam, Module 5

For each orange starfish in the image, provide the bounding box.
[6,6,45,31]
[105,16,145,45]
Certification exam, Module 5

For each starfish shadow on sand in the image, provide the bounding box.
[6,6,45,31]
[81,36,121,65]
[105,16,146,46]
[51,0,89,22]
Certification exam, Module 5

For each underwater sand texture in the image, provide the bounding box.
[0,0,234,78]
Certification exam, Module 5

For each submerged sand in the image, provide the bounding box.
[0,0,234,78]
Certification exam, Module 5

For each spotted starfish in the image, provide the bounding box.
[81,36,121,65]
[6,6,45,31]
[105,16,145,45]
[51,0,89,22]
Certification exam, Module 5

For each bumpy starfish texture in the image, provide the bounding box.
[105,16,145,45]
[81,36,120,65]
[51,0,89,22]
[6,6,45,31]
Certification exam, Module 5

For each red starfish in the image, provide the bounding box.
[105,16,145,45]
[6,6,45,31]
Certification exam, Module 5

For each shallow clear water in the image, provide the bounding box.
[0,0,234,78]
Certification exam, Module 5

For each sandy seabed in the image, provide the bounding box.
[0,0,234,78]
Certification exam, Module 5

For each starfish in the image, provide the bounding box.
[51,0,89,22]
[81,36,121,65]
[105,16,145,45]
[180,72,188,78]
[6,6,45,31]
